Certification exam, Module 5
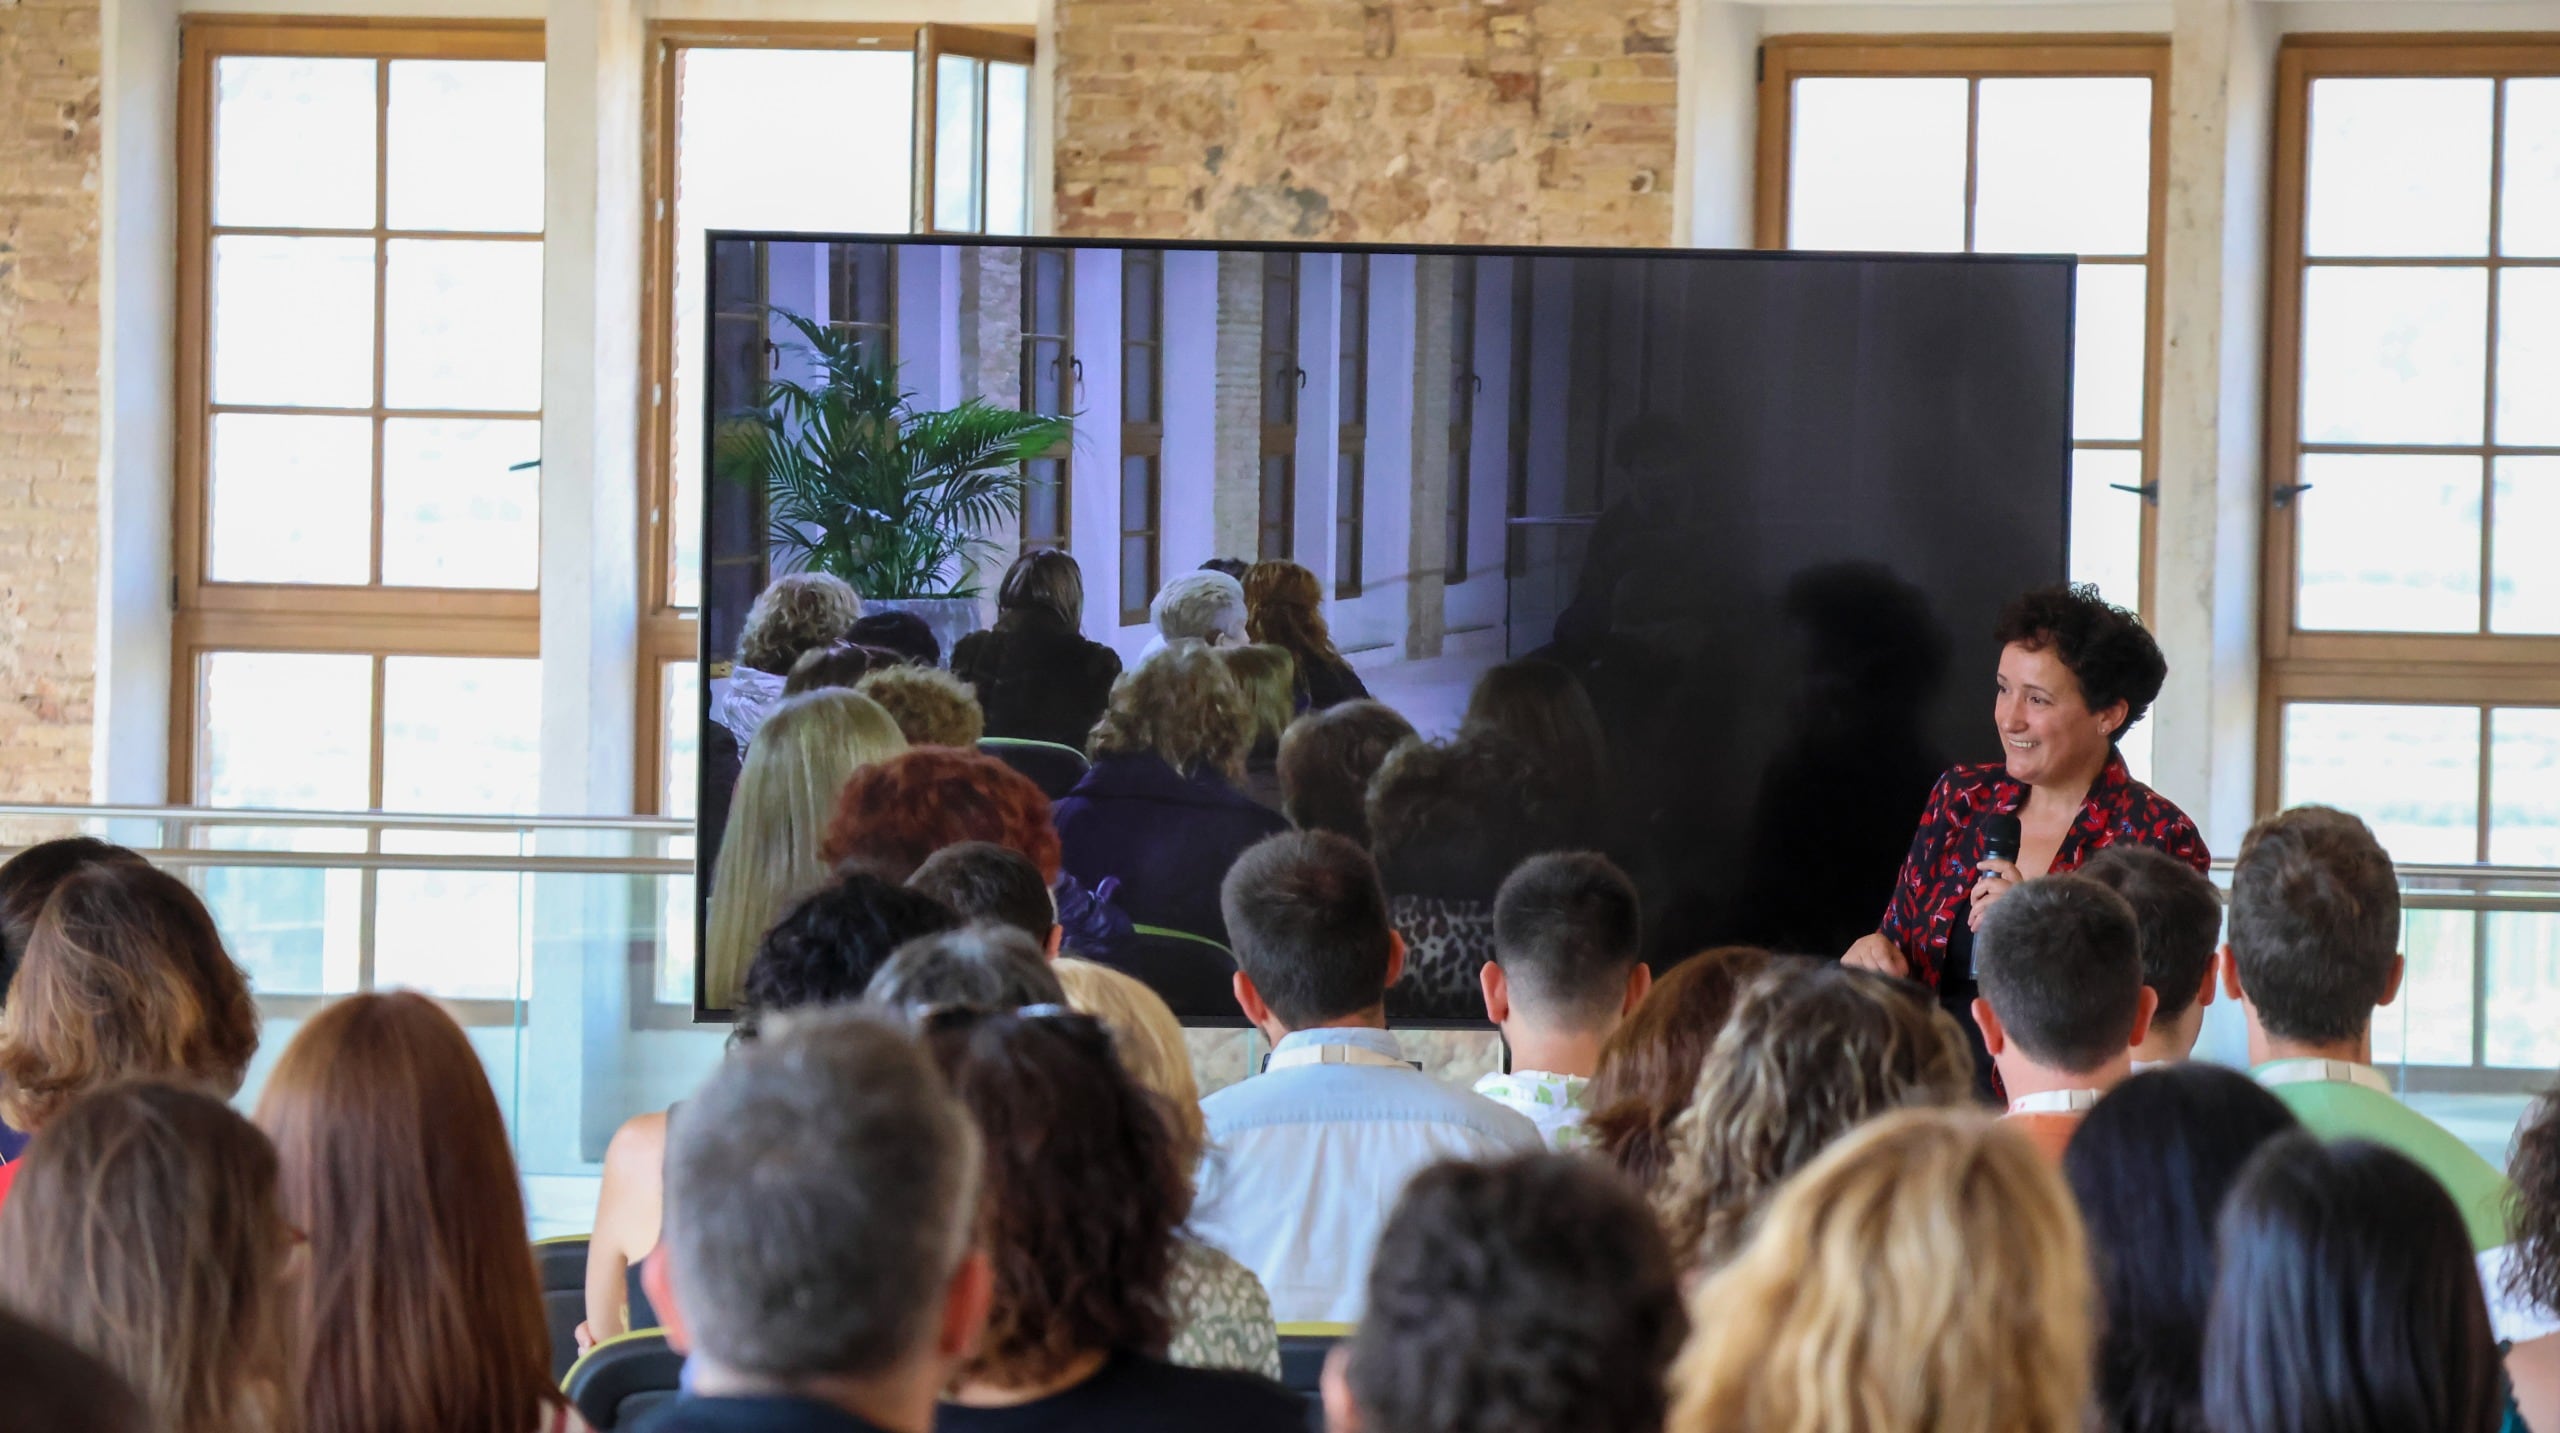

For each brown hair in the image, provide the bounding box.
[857,665,987,749]
[0,837,147,995]
[1276,700,1416,844]
[782,642,878,696]
[1586,946,1772,1192]
[1088,642,1254,783]
[255,992,561,1433]
[996,548,1086,631]
[0,864,259,1131]
[1217,643,1298,749]
[1243,560,1345,670]
[2228,805,2402,1045]
[0,1081,299,1433]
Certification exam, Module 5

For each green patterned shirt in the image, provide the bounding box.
[1472,1070,1594,1152]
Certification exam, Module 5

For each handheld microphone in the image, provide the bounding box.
[1981,813,2022,868]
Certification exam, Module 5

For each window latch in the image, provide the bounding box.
[2106,481,2159,506]
[2271,482,2313,510]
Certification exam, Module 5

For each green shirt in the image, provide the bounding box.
[2256,1057,2513,1252]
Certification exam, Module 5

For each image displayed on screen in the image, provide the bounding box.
[694,234,2074,1024]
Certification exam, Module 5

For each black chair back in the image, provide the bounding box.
[978,737,1091,799]
[563,1331,684,1430]
[1117,926,1243,1019]
[1276,1331,1340,1398]
[535,1236,588,1383]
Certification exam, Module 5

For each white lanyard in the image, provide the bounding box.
[1266,1041,1413,1073]
[2254,1058,2393,1096]
[2007,1088,2103,1115]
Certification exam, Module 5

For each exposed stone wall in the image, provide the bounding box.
[0,0,101,801]
[1053,0,1680,246]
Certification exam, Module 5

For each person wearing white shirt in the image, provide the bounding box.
[1972,874,2156,1166]
[1472,852,1652,1152]
[1191,831,1540,1325]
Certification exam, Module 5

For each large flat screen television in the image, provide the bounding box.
[695,233,2074,1024]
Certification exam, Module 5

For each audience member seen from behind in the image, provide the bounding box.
[864,925,1066,1016]
[2061,1065,2299,1433]
[782,642,881,698]
[1654,961,1973,1276]
[709,571,863,749]
[1192,831,1539,1324]
[1327,1152,1687,1433]
[1671,1109,2095,1433]
[1460,658,1611,832]
[850,609,942,668]
[0,1082,296,1433]
[1242,560,1370,711]
[1367,733,1575,1020]
[582,871,961,1347]
[1585,946,1772,1194]
[633,1009,992,1433]
[1216,643,1298,812]
[2225,804,2512,1250]
[909,842,1060,954]
[1052,956,1281,1379]
[0,1307,149,1433]
[922,1007,1306,1433]
[703,689,908,1011]
[951,549,1124,751]
[1144,570,1249,658]
[2204,1134,2507,1433]
[1276,700,1417,845]
[0,836,148,1161]
[1973,874,2157,1162]
[0,862,258,1207]
[2079,844,2225,1067]
[1474,853,1652,1151]
[258,992,583,1433]
[858,665,987,749]
[1054,644,1288,944]
[2500,1085,2560,1430]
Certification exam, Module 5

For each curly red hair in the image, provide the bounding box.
[822,747,1062,883]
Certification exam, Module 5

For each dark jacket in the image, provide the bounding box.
[1295,651,1370,712]
[950,613,1124,751]
[1052,752,1289,945]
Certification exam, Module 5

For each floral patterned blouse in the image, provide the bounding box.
[1167,1236,1283,1380]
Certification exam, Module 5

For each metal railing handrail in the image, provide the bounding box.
[94,848,694,876]
[0,802,695,834]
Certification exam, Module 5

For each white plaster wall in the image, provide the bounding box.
[1069,246,1125,644]
[1334,253,1419,656]
[1294,251,1345,597]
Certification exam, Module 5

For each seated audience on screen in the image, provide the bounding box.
[783,642,882,697]
[1052,956,1281,1380]
[0,862,258,1208]
[951,549,1124,751]
[704,690,908,1011]
[2061,1065,2299,1433]
[1326,1152,1686,1433]
[1276,700,1416,845]
[858,665,986,749]
[1459,659,1610,840]
[0,1307,149,1433]
[1670,1108,2095,1433]
[1143,570,1249,659]
[908,841,1061,953]
[2079,844,2226,1067]
[2500,1085,2560,1428]
[851,609,942,668]
[921,1006,1306,1433]
[0,1082,296,1433]
[2204,1134,2507,1433]
[1473,852,1651,1151]
[1191,832,1539,1324]
[1655,961,1972,1276]
[1216,643,1297,812]
[864,925,1066,1015]
[1243,561,1369,712]
[634,1009,992,1433]
[1054,644,1288,945]
[257,992,580,1433]
[1973,874,2157,1163]
[709,571,863,750]
[1585,946,1772,1194]
[2224,805,2512,1250]
[1367,733,1572,1020]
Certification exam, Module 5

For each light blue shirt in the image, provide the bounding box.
[1190,1027,1542,1324]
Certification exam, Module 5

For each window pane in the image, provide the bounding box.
[2483,913,2560,1068]
[383,239,543,411]
[201,651,374,809]
[2493,458,2560,635]
[2074,263,2147,441]
[1787,77,1968,252]
[2492,707,2560,866]
[663,661,699,821]
[2495,268,2560,446]
[1120,454,1154,517]
[1973,77,2152,257]
[2295,453,2481,633]
[381,418,539,588]
[2069,447,2143,614]
[984,61,1030,237]
[935,54,984,232]
[208,413,372,584]
[380,656,540,812]
[211,236,376,408]
[2505,79,2560,258]
[386,59,544,233]
[2372,910,2475,1067]
[2281,701,2481,865]
[213,56,375,229]
[2306,78,2494,257]
[2299,266,2487,445]
[1119,534,1152,621]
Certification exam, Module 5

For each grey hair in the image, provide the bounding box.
[663,1007,980,1379]
[1149,571,1248,645]
[863,923,1066,1016]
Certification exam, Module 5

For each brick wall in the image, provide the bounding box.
[0,0,101,801]
[1053,0,1680,246]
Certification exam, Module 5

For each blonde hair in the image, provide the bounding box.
[1217,644,1297,749]
[737,572,861,675]
[856,666,987,749]
[1087,642,1253,783]
[1053,957,1206,1172]
[1669,1108,2093,1433]
[704,691,908,1009]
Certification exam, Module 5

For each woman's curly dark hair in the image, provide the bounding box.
[1366,734,1587,901]
[1993,583,2168,739]
[921,1007,1188,1387]
[738,873,959,1037]
[2508,1085,2560,1314]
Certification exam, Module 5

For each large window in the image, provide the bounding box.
[1020,247,1074,552]
[1121,250,1165,623]
[1337,254,1370,599]
[1446,256,1479,584]
[1258,253,1303,562]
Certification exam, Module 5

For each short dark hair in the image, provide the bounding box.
[2205,1134,2503,1433]
[1492,853,1641,1026]
[1993,584,2168,737]
[2227,806,2400,1045]
[0,1308,149,1433]
[1276,700,1416,844]
[1348,1154,1688,1433]
[782,642,878,697]
[907,842,1055,944]
[864,925,1066,1014]
[2063,1065,2299,1433]
[2077,846,2223,1022]
[665,1008,980,1379]
[849,610,941,668]
[740,874,960,1033]
[1975,875,2145,1074]
[1368,734,1567,901]
[0,837,146,999]
[1220,830,1394,1027]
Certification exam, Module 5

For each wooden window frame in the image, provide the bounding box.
[1336,254,1370,599]
[1446,256,1478,585]
[1019,246,1076,552]
[1259,252,1302,562]
[1120,250,1165,625]
[1756,35,2172,622]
